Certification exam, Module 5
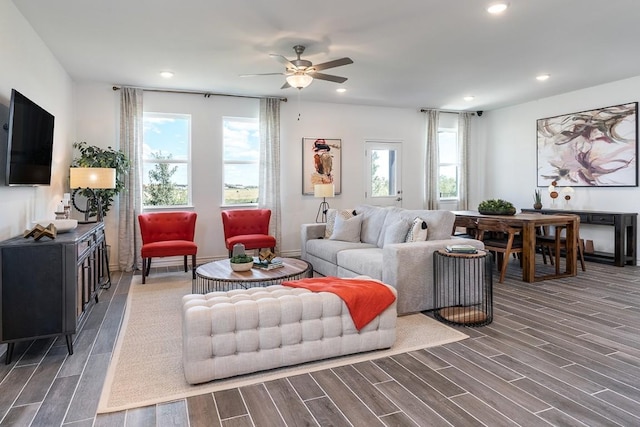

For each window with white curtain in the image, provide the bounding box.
[222,117,259,205]
[438,126,460,200]
[142,112,191,207]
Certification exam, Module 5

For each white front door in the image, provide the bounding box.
[364,141,403,207]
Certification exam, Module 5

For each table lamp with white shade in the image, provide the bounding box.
[314,183,335,223]
[70,167,116,222]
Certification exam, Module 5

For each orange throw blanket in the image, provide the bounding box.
[284,277,396,330]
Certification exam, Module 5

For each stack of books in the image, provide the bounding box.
[445,245,478,254]
[252,258,284,270]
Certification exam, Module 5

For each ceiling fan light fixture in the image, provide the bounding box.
[487,1,509,14]
[286,73,313,89]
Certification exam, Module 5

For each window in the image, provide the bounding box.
[438,128,459,199]
[223,117,259,205]
[142,113,191,207]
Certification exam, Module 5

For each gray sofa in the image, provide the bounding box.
[301,204,484,315]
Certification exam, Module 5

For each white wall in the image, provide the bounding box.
[74,85,432,264]
[474,76,640,256]
[0,2,74,240]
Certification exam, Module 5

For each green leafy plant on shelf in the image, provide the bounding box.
[478,199,516,215]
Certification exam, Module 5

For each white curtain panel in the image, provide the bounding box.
[425,109,440,210]
[458,112,472,210]
[118,87,143,271]
[258,98,282,253]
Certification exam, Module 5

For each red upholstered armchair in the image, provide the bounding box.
[221,209,276,257]
[138,212,198,284]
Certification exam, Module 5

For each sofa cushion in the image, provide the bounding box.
[329,214,362,242]
[306,239,376,264]
[355,205,390,245]
[324,209,356,239]
[405,217,429,242]
[337,248,384,280]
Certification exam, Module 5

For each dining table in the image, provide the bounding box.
[452,210,578,282]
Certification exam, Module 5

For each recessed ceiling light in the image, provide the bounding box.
[536,73,550,81]
[487,1,509,14]
[336,88,346,93]
[464,96,475,101]
[160,71,174,79]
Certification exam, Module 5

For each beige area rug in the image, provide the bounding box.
[97,272,469,414]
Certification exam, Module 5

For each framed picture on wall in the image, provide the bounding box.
[536,102,638,187]
[302,138,342,195]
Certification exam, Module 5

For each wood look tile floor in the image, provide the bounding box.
[1,259,640,426]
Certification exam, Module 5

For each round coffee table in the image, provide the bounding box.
[193,257,313,293]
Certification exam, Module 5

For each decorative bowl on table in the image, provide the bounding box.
[477,199,516,216]
[229,255,254,272]
[32,219,78,233]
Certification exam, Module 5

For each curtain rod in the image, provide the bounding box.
[112,85,287,102]
[420,108,477,115]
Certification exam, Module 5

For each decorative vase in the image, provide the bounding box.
[533,203,542,210]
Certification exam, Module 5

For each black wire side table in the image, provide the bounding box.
[433,249,493,326]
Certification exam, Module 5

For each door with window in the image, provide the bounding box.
[365,141,402,207]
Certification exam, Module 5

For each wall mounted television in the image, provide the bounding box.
[5,89,55,186]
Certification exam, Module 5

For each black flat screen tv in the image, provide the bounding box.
[5,89,55,186]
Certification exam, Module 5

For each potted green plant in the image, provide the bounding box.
[71,141,130,218]
[230,254,254,271]
[478,199,516,215]
[533,189,543,209]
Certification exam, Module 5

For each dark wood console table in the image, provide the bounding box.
[0,222,110,364]
[521,208,637,267]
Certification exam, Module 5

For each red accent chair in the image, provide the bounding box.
[138,212,198,284]
[221,209,276,257]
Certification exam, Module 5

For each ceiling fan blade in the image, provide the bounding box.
[239,72,285,77]
[311,57,353,71]
[280,81,291,89]
[270,53,296,69]
[309,72,348,84]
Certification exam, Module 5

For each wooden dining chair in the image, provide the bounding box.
[476,218,523,283]
[452,216,478,239]
[537,214,586,273]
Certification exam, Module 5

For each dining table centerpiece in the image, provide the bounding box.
[478,199,517,215]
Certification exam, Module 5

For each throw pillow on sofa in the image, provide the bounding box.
[383,219,412,246]
[329,214,363,242]
[325,209,356,239]
[405,217,428,242]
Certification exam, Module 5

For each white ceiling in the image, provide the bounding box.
[12,0,640,111]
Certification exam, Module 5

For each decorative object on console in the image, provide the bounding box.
[537,102,638,187]
[533,189,543,209]
[23,223,57,240]
[314,183,335,222]
[32,219,78,234]
[548,181,559,205]
[302,137,342,195]
[477,199,516,215]
[71,141,130,219]
[561,186,575,207]
[70,167,116,222]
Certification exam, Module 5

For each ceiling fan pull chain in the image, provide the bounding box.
[297,88,302,121]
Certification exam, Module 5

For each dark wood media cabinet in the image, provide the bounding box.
[0,222,110,364]
[521,208,637,267]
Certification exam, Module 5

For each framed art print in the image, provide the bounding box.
[536,102,638,187]
[302,138,342,195]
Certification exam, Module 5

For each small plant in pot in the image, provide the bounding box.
[533,189,543,209]
[478,199,517,215]
[230,254,254,271]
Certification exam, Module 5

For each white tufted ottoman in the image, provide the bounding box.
[182,281,397,384]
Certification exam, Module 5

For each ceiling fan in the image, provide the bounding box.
[243,45,353,89]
